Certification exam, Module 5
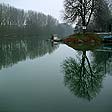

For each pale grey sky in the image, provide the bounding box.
[0,0,64,22]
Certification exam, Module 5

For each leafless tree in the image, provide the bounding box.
[63,0,97,32]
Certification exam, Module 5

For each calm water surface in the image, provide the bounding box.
[0,39,112,112]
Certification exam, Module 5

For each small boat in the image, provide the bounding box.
[51,34,62,42]
[102,35,112,43]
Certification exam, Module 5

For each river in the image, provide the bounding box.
[0,39,112,112]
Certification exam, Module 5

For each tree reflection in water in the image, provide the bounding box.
[62,50,105,101]
[0,39,58,70]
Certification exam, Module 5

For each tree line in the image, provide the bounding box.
[0,3,73,38]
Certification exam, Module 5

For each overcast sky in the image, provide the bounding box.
[0,0,64,22]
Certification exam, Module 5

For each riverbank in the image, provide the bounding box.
[63,33,102,44]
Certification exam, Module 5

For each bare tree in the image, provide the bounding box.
[63,0,97,32]
[87,0,112,32]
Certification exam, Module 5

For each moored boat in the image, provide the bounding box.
[51,34,62,42]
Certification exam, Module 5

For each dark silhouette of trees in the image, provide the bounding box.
[63,0,97,32]
[62,50,105,101]
[87,0,112,32]
[64,0,112,32]
[62,42,112,100]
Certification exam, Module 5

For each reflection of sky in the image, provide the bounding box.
[0,44,112,112]
[0,0,64,22]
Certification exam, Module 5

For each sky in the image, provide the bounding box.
[0,0,64,22]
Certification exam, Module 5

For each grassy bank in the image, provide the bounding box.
[63,33,102,44]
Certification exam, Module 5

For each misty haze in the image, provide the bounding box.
[0,0,112,112]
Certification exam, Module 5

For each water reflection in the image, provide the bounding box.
[93,49,112,75]
[0,39,58,70]
[62,46,107,100]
